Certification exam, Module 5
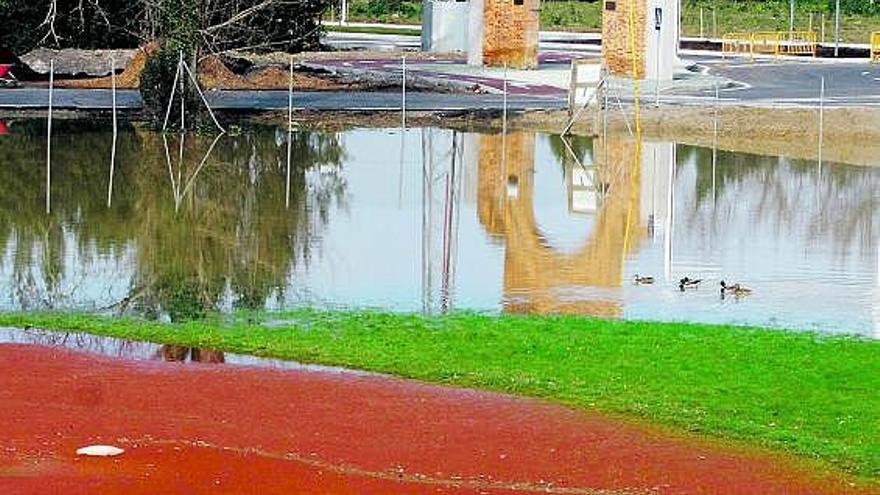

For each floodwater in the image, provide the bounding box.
[0,119,876,336]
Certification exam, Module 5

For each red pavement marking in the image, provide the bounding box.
[309,57,568,96]
[0,344,874,495]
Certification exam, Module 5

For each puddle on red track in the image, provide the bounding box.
[0,337,874,495]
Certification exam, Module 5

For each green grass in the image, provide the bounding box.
[325,24,422,36]
[337,0,880,44]
[1,310,878,479]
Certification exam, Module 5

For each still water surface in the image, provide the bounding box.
[0,120,876,336]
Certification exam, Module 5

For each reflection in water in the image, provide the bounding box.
[0,119,345,321]
[477,132,642,317]
[159,345,225,364]
[0,121,876,335]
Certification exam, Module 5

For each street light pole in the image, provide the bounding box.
[789,0,795,32]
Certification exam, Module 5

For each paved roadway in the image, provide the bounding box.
[324,31,880,108]
[0,88,567,111]
[677,60,880,107]
[3,31,880,111]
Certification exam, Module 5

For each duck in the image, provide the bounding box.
[634,274,655,285]
[679,277,702,291]
[720,280,752,296]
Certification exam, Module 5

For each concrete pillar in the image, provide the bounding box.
[422,0,470,53]
[467,0,485,66]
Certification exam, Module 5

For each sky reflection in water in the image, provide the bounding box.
[0,120,876,336]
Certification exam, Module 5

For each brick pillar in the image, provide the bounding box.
[479,0,540,69]
[602,0,647,78]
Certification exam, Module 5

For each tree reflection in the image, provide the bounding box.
[684,145,877,258]
[0,120,346,320]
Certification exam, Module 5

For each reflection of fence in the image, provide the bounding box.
[722,31,817,59]
[872,32,880,62]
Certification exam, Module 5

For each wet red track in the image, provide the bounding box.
[0,344,875,494]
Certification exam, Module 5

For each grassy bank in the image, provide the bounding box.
[1,310,878,478]
[338,0,880,43]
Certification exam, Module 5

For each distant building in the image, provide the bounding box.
[423,0,679,79]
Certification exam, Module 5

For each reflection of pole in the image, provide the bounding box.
[108,56,118,208]
[286,56,293,209]
[46,59,54,215]
[399,56,408,208]
[712,83,718,203]
[500,65,508,209]
[420,130,432,313]
[818,76,825,178]
[440,133,458,314]
[664,150,674,280]
[502,64,508,133]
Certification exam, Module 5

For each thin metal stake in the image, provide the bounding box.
[713,9,717,39]
[179,52,185,131]
[180,59,224,133]
[401,55,407,128]
[700,7,704,39]
[834,0,841,57]
[162,58,182,131]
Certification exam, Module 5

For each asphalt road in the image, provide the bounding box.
[685,60,880,107]
[324,31,880,108]
[0,88,567,111]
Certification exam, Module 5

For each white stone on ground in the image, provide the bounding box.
[76,445,125,457]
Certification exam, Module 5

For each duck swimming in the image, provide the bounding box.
[634,274,655,285]
[679,277,702,291]
[720,280,752,296]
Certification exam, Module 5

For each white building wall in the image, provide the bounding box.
[466,0,485,66]
[422,0,471,53]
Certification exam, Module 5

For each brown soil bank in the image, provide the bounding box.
[0,344,875,495]
[57,46,374,92]
[517,106,880,168]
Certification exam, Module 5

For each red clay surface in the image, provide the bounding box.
[0,343,875,495]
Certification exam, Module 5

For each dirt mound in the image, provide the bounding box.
[59,48,359,91]
[57,43,154,89]
[199,56,357,91]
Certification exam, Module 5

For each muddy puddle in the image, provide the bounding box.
[0,326,375,375]
[0,119,876,336]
